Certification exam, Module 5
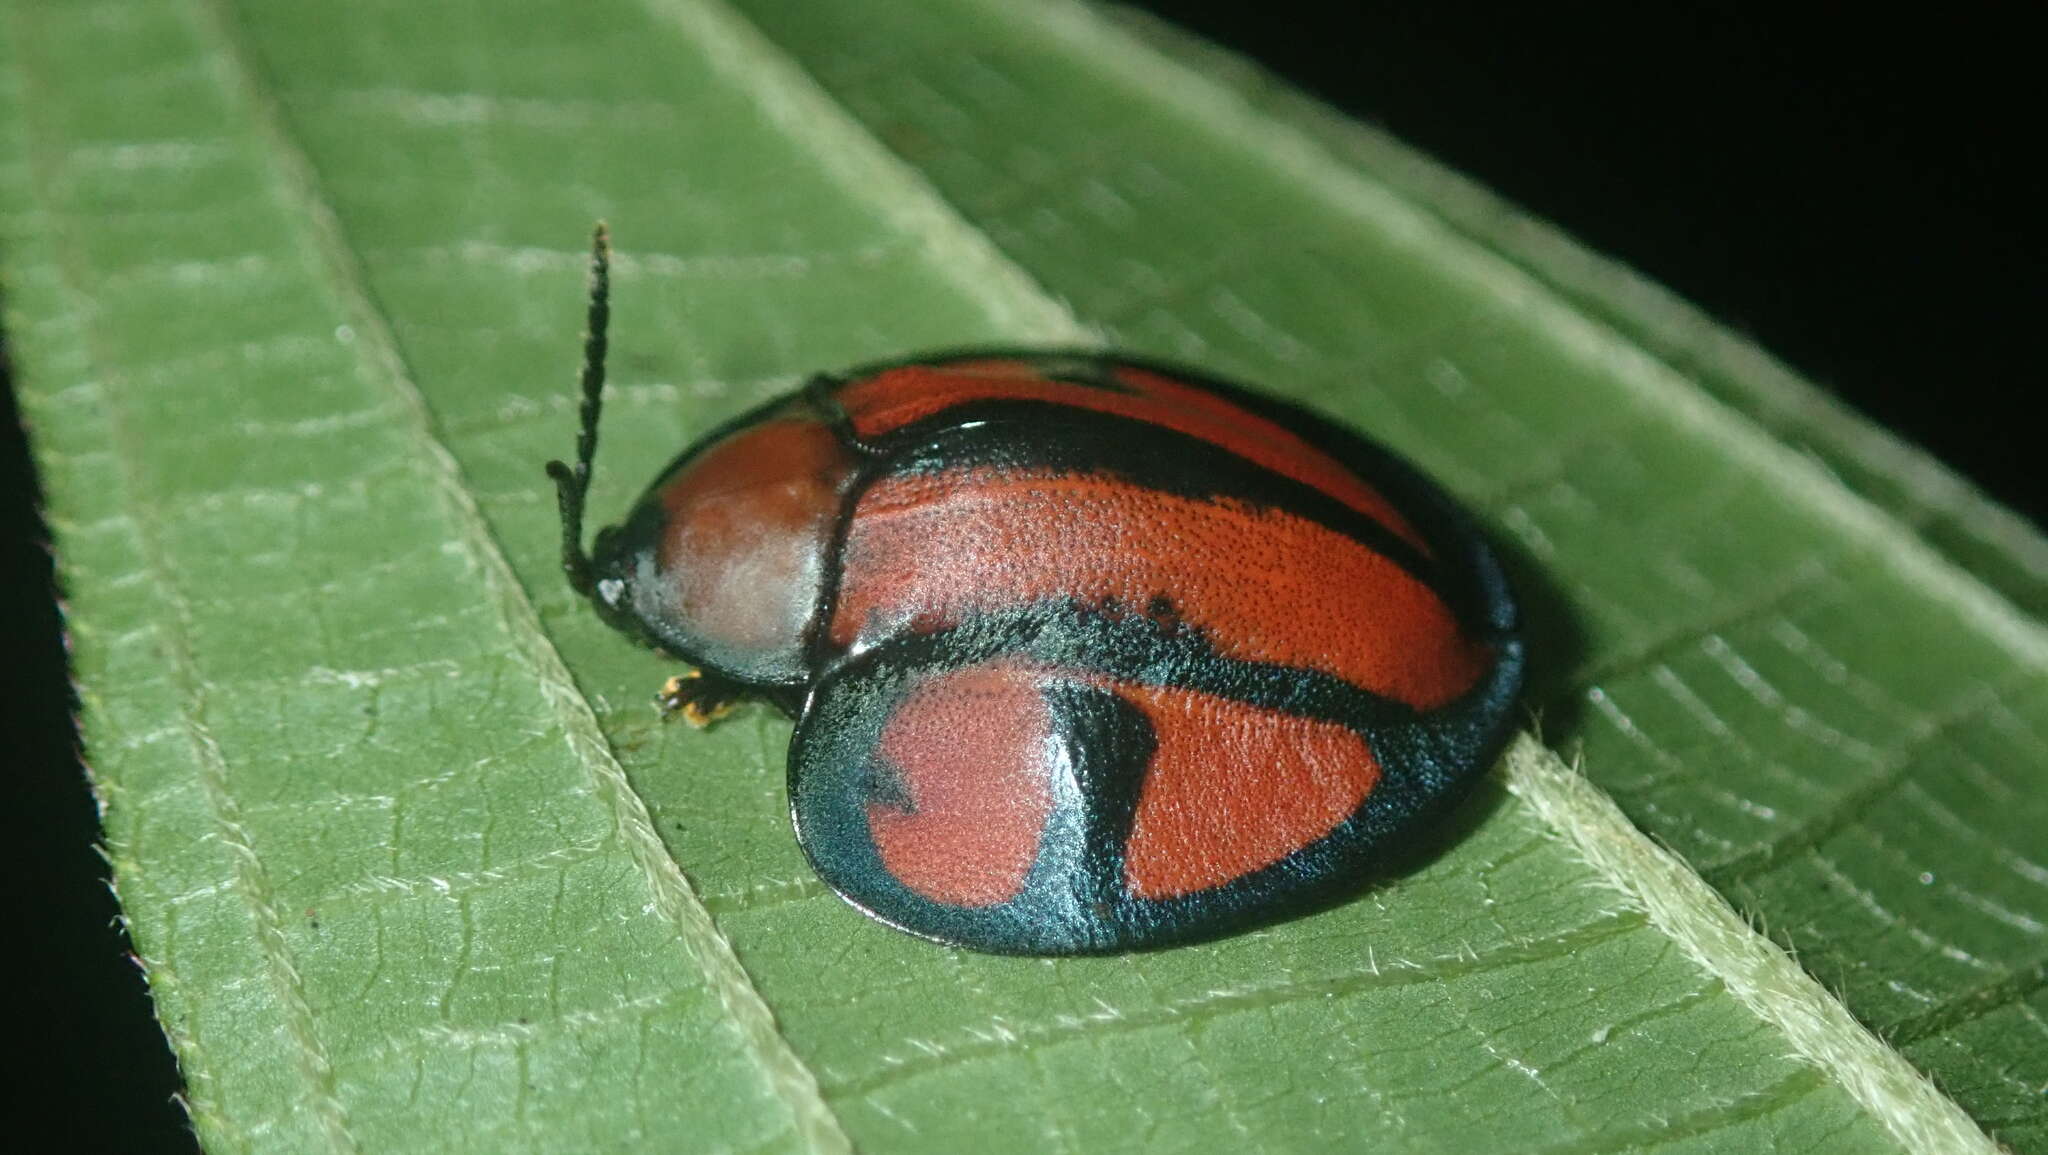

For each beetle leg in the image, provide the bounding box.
[656,669,748,728]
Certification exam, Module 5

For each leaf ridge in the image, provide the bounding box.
[1503,736,2000,1154]
[1106,0,2048,620]
[999,0,2048,670]
[0,9,357,1148]
[189,1,854,1149]
[107,374,362,1155]
[691,2,2003,1145]
[637,0,1103,346]
[832,910,1642,1099]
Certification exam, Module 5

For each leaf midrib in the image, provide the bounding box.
[0,5,360,1150]
[1101,2,2048,624]
[37,0,2015,1146]
[1031,0,2048,668]
[699,0,2012,1148]
[183,0,853,1149]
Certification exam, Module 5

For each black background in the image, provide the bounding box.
[2,5,2035,1148]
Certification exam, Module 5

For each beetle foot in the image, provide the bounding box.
[657,670,746,728]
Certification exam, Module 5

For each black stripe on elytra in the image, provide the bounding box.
[813,598,1422,734]
[1041,681,1153,911]
[1027,357,1144,395]
[1104,354,1520,640]
[585,350,1515,740]
[788,604,1525,954]
[825,350,1517,641]
[801,373,891,458]
[864,401,1448,600]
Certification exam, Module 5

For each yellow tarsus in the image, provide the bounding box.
[657,671,737,729]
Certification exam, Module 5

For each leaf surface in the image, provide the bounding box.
[722,2,2048,1147]
[1,0,2035,1151]
[1093,8,2048,624]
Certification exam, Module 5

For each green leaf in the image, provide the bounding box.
[719,0,2048,1144]
[1093,8,2048,627]
[1,2,2036,1154]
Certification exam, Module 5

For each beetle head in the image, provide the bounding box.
[548,226,855,688]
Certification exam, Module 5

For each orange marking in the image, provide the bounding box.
[1117,684,1380,899]
[868,662,1056,908]
[832,469,1491,711]
[836,362,1429,552]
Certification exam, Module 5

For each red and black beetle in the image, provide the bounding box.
[548,228,1522,954]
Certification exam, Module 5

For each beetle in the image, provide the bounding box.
[547,227,1522,954]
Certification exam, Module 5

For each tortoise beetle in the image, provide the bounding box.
[548,227,1522,954]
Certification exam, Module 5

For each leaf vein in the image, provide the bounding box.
[6,4,360,1147]
[189,0,853,1148]
[831,912,1640,1100]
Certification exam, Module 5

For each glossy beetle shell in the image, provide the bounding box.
[569,351,1521,954]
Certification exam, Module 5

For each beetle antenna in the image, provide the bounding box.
[546,222,611,597]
